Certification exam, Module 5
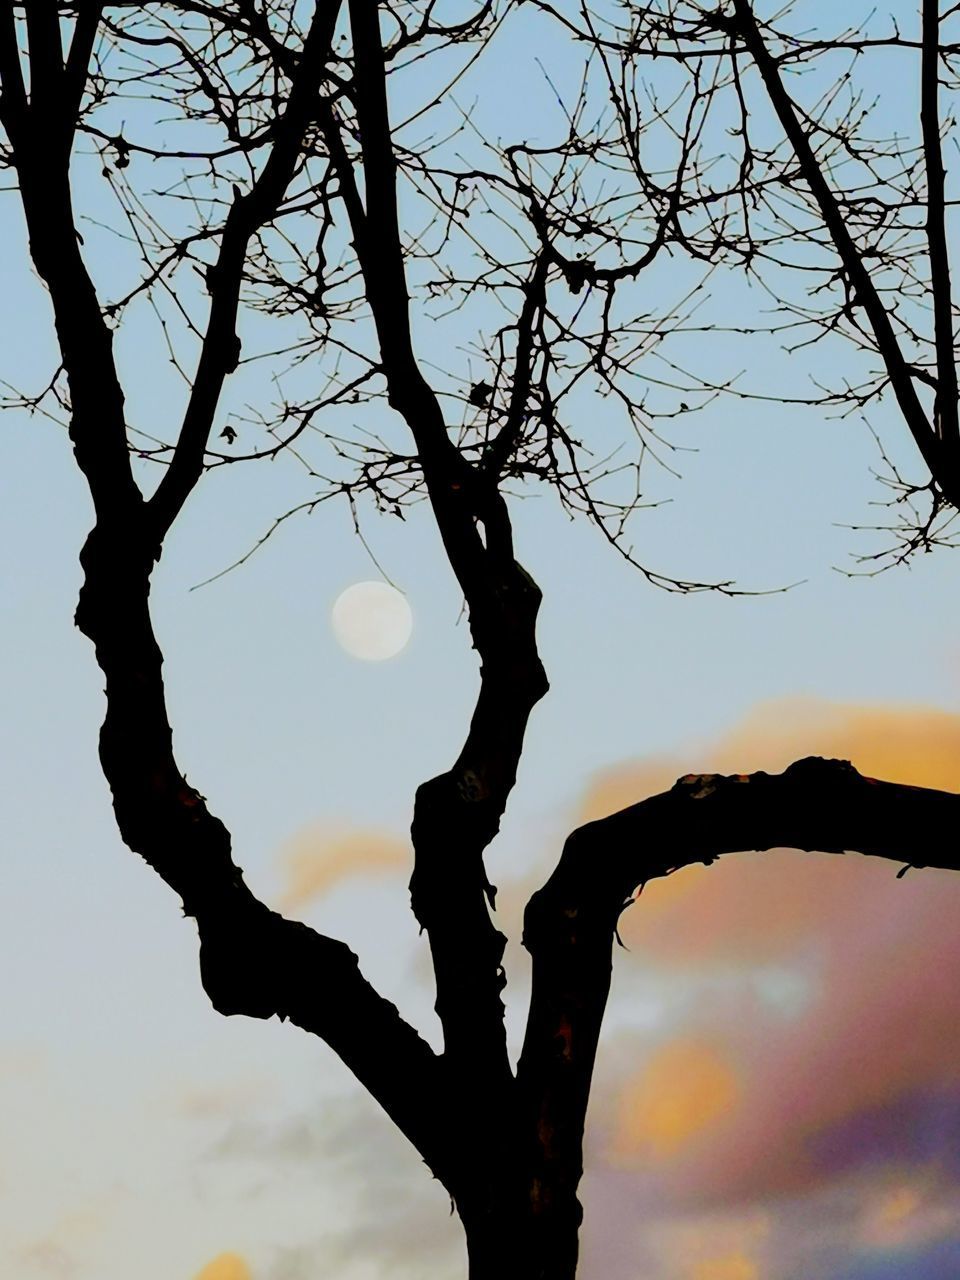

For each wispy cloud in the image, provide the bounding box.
[207,1092,462,1278]
[276,826,409,911]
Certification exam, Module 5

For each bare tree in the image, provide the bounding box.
[2,3,958,1278]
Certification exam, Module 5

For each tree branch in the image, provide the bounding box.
[73,525,454,1187]
[63,1,104,128]
[148,0,345,539]
[23,0,62,98]
[731,0,960,506]
[483,254,548,479]
[316,9,553,1231]
[1,0,137,521]
[339,0,548,1104]
[4,0,457,1189]
[0,2,26,123]
[518,755,960,1279]
[921,0,959,449]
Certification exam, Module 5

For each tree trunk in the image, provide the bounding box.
[463,1212,532,1280]
[460,1196,581,1280]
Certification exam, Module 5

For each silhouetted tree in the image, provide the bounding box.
[2,3,958,1278]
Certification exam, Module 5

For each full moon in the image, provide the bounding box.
[331,581,413,661]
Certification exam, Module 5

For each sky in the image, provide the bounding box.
[3,2,960,1278]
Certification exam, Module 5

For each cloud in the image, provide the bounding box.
[201,699,960,1280]
[834,1237,960,1280]
[18,1239,75,1278]
[192,1253,252,1280]
[16,1200,113,1279]
[206,1092,462,1278]
[276,826,409,910]
[857,1177,960,1252]
[580,1159,960,1280]
[611,1039,741,1160]
[208,1115,332,1167]
[713,699,960,792]
[576,699,960,821]
[644,1207,770,1280]
[266,1246,321,1280]
[571,698,960,1277]
[579,699,960,967]
[177,1077,270,1121]
[690,1253,759,1280]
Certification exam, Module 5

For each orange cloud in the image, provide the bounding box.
[635,1208,770,1280]
[580,698,960,817]
[193,1253,252,1280]
[582,699,960,964]
[580,759,685,826]
[715,699,960,792]
[586,699,960,1209]
[691,1253,758,1280]
[277,826,409,910]
[614,1040,740,1160]
[858,1176,960,1251]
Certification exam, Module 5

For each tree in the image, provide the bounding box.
[1,3,958,1278]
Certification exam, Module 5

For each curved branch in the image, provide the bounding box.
[517,755,959,1280]
[559,755,956,899]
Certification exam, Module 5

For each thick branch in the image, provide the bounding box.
[23,0,63,98]
[63,2,104,128]
[517,755,959,1280]
[0,2,26,121]
[74,524,453,1184]
[340,0,548,1116]
[340,0,486,590]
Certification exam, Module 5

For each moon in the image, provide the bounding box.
[331,581,413,662]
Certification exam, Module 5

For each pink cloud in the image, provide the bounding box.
[580,700,960,1212]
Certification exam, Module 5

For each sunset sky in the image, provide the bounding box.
[3,2,960,1278]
